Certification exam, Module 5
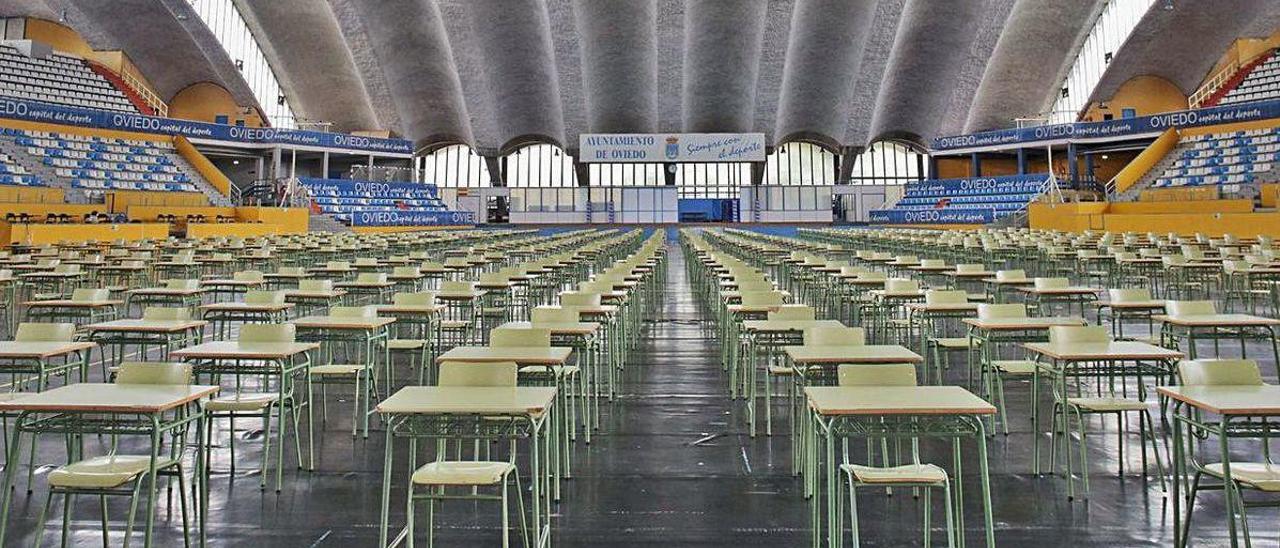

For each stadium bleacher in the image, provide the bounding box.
[2,127,196,193]
[297,177,449,223]
[1152,128,1280,188]
[874,173,1048,222]
[0,44,138,113]
[0,149,40,186]
[1219,49,1280,106]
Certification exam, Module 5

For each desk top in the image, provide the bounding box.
[127,287,208,296]
[962,316,1086,330]
[499,321,601,335]
[377,386,556,415]
[199,302,294,312]
[86,319,209,333]
[0,383,218,413]
[904,302,979,313]
[290,315,396,330]
[805,386,995,416]
[1022,341,1183,361]
[1016,287,1099,296]
[1095,300,1167,310]
[374,304,442,315]
[783,344,922,364]
[741,319,845,332]
[0,341,96,359]
[1156,385,1280,415]
[436,346,573,365]
[171,341,319,360]
[24,299,121,308]
[1153,314,1280,327]
[283,289,348,299]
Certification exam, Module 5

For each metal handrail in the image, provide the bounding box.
[1190,60,1240,108]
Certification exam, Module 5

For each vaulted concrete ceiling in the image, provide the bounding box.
[8,0,1280,152]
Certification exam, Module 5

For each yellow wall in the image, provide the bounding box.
[0,118,168,145]
[0,203,101,218]
[8,222,168,245]
[0,186,63,204]
[1139,186,1220,202]
[173,136,232,197]
[126,205,238,222]
[187,223,283,239]
[1204,30,1280,88]
[168,83,264,127]
[1108,199,1253,214]
[1082,75,1188,122]
[234,207,308,234]
[106,190,207,212]
[1029,199,1280,238]
[1028,202,1109,232]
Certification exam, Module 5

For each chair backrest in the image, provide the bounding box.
[238,323,296,343]
[840,266,869,276]
[803,326,865,346]
[740,291,785,307]
[14,322,75,342]
[924,289,967,305]
[919,259,945,268]
[838,363,918,387]
[53,264,80,274]
[1033,277,1069,290]
[244,290,286,305]
[1166,300,1216,316]
[437,361,518,387]
[490,327,551,347]
[70,288,108,302]
[115,362,192,385]
[1048,325,1110,344]
[884,278,919,293]
[276,267,305,276]
[995,269,1026,281]
[165,279,200,290]
[331,305,376,318]
[767,305,815,321]
[955,263,985,273]
[855,271,887,282]
[142,307,190,321]
[354,258,378,266]
[440,280,475,293]
[392,291,437,306]
[392,266,421,277]
[977,303,1026,319]
[326,261,350,270]
[1178,359,1264,386]
[1108,288,1151,303]
[735,280,774,292]
[532,306,579,324]
[233,270,265,282]
[559,292,601,307]
[298,279,333,291]
[356,272,388,284]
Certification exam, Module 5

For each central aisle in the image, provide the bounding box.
[555,241,809,546]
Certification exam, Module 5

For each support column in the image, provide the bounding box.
[270,147,282,180]
[838,146,863,182]
[289,149,297,180]
[1084,153,1096,190]
[927,156,939,180]
[322,152,330,179]
[1016,148,1027,175]
[749,161,765,186]
[663,163,676,186]
[573,158,590,187]
[969,153,982,177]
[483,156,505,186]
[1067,144,1079,189]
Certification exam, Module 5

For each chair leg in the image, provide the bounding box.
[922,486,931,547]
[846,475,860,548]
[123,479,144,548]
[33,490,53,547]
[943,481,955,548]
[406,484,416,548]
[514,472,529,548]
[177,466,191,548]
[60,491,71,548]
[501,476,511,548]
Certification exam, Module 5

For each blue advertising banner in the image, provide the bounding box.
[932,99,1280,152]
[905,173,1047,197]
[869,208,997,224]
[0,96,413,154]
[350,210,476,227]
[298,178,437,197]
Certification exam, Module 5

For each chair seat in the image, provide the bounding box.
[768,365,795,375]
[841,463,948,485]
[1067,397,1148,412]
[479,307,506,316]
[206,392,278,412]
[518,365,581,377]
[388,338,428,351]
[992,360,1038,375]
[48,455,178,489]
[411,461,515,486]
[310,364,366,375]
[931,337,976,349]
[439,320,471,330]
[1204,462,1280,492]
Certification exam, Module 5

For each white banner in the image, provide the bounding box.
[579,133,766,163]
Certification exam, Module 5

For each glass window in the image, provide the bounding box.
[1047,0,1155,124]
[417,144,491,188]
[847,141,926,185]
[189,0,297,128]
[506,144,577,187]
[675,163,751,198]
[764,142,837,185]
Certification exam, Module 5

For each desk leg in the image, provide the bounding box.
[0,414,25,545]
[977,421,994,548]
[378,422,394,548]
[1171,406,1184,548]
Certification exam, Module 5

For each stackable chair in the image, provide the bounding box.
[922,290,977,385]
[388,291,438,384]
[409,361,528,547]
[309,306,379,438]
[838,363,954,548]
